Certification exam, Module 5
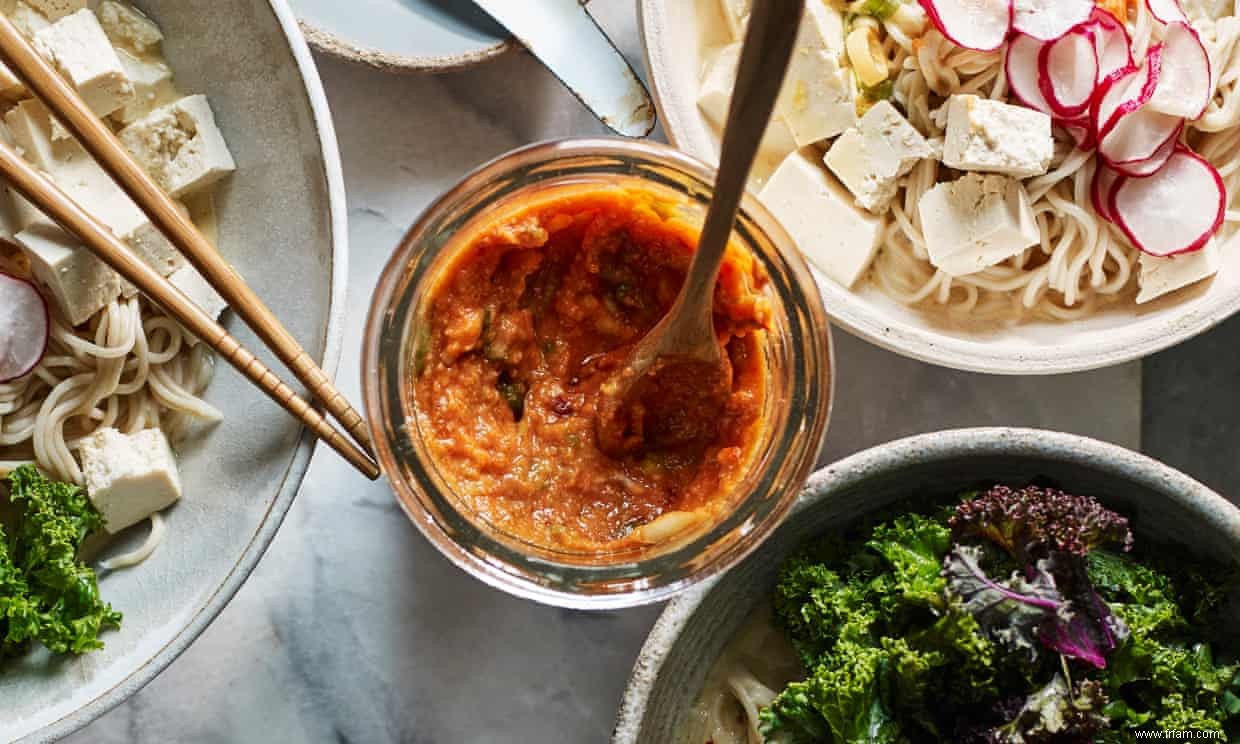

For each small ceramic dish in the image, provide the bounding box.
[291,0,515,73]
[363,138,832,609]
[612,427,1240,742]
[1,1,347,741]
[638,0,1240,375]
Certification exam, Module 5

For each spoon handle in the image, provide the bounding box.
[680,0,806,304]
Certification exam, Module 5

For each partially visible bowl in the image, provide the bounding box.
[638,0,1240,375]
[1,1,347,741]
[612,427,1240,743]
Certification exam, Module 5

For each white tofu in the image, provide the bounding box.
[697,41,801,186]
[918,173,1041,277]
[943,94,1053,178]
[776,2,854,147]
[760,154,883,287]
[8,1,51,38]
[717,0,751,38]
[34,8,134,117]
[16,222,123,325]
[79,427,182,534]
[96,0,162,54]
[112,48,175,125]
[825,100,934,213]
[1136,240,1221,303]
[6,99,185,283]
[168,263,227,343]
[120,95,236,198]
[24,0,84,21]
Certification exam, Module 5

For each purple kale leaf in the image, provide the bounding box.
[952,485,1133,564]
[1038,553,1128,669]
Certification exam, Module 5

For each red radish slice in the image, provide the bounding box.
[0,272,49,383]
[1007,33,1054,113]
[1108,130,1179,176]
[1013,0,1092,40]
[1094,44,1162,140]
[1100,106,1183,167]
[1148,22,1211,119]
[1112,146,1225,256]
[1146,0,1188,24]
[1089,9,1134,82]
[1038,29,1099,118]
[919,0,1012,51]
[1061,117,1096,149]
[1092,164,1122,221]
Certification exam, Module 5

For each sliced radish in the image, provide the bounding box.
[1148,22,1211,119]
[1093,45,1162,140]
[1100,106,1183,167]
[1007,33,1054,113]
[1108,130,1179,176]
[919,0,1013,51]
[1038,29,1099,118]
[1146,0,1188,24]
[1092,164,1122,221]
[1060,117,1095,149]
[0,272,49,383]
[1012,0,1093,41]
[1112,146,1225,256]
[1089,8,1134,83]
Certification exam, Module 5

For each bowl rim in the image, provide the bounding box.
[610,426,1240,743]
[298,16,517,74]
[637,0,1240,376]
[18,1,350,740]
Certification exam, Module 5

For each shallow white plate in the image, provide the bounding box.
[291,0,515,72]
[639,0,1240,374]
[0,1,347,741]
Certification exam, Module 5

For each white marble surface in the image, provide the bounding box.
[67,3,1143,742]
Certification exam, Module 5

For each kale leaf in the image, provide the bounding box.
[989,673,1109,743]
[1,465,120,657]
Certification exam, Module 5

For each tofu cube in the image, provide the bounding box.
[918,173,1040,277]
[79,427,182,534]
[825,100,934,213]
[943,94,1053,178]
[8,1,51,38]
[759,154,883,287]
[24,0,85,21]
[16,223,123,326]
[34,9,134,117]
[168,264,227,342]
[97,0,162,54]
[113,49,175,125]
[717,0,751,38]
[776,2,854,147]
[1136,240,1221,303]
[120,95,236,198]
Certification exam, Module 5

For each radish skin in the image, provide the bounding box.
[0,272,49,384]
[1111,146,1225,256]
[1038,28,1099,118]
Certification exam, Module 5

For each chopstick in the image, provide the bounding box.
[0,142,381,480]
[0,14,376,458]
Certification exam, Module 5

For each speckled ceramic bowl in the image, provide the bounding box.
[2,2,347,742]
[612,428,1240,743]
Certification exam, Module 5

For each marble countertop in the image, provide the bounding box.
[67,3,1239,742]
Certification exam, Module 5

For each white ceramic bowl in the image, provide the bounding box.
[638,0,1240,374]
[1,2,347,741]
[612,428,1240,742]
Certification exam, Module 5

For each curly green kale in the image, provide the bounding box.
[1,465,120,657]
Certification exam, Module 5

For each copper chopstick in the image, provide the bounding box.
[0,141,380,480]
[0,14,376,458]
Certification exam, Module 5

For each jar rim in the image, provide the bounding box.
[362,138,835,609]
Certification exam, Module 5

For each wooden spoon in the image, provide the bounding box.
[595,0,805,456]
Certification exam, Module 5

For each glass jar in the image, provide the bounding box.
[362,138,833,609]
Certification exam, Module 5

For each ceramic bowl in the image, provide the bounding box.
[1,2,347,741]
[638,0,1240,375]
[291,0,515,72]
[612,427,1240,743]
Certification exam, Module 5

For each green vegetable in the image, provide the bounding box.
[496,374,528,420]
[1,466,120,657]
[755,487,1240,743]
[851,0,899,20]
